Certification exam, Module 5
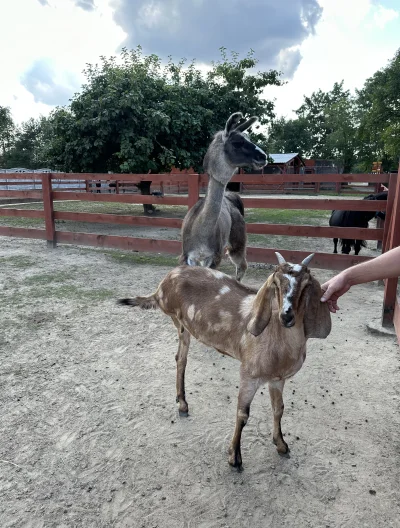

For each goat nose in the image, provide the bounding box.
[280,311,295,328]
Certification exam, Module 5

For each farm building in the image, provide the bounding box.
[263,153,305,174]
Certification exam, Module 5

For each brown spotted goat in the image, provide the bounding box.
[119,252,331,469]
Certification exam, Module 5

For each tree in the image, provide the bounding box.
[267,81,359,172]
[323,94,358,173]
[3,117,52,169]
[267,116,312,157]
[0,106,15,167]
[44,47,282,175]
[356,49,400,171]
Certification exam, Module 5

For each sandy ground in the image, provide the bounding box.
[1,236,399,528]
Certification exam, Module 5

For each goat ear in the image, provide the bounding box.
[225,112,243,134]
[247,277,274,337]
[235,116,258,132]
[302,276,332,339]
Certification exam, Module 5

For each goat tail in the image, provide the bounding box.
[118,295,159,310]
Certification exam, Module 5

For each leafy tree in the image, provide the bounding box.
[0,106,15,167]
[323,94,358,173]
[44,47,282,174]
[267,116,312,157]
[3,117,52,169]
[356,49,400,171]
[267,81,358,172]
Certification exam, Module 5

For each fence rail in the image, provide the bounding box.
[0,170,398,338]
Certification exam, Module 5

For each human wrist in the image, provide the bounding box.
[341,268,356,287]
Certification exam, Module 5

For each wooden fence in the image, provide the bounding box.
[0,170,399,339]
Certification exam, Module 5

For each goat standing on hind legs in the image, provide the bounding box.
[179,112,268,281]
[119,252,331,469]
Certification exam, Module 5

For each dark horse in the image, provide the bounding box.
[329,191,387,255]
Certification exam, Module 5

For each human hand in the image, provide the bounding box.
[320,274,351,313]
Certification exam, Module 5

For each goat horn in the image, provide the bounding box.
[301,253,314,267]
[275,252,286,265]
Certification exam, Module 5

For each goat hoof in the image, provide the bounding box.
[273,437,290,455]
[228,457,243,471]
[179,409,189,417]
[228,447,242,469]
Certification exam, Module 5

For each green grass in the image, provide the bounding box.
[0,216,44,228]
[0,255,37,269]
[23,271,73,286]
[245,207,330,225]
[103,249,179,268]
[0,284,114,308]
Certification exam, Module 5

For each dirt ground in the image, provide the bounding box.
[1,235,399,528]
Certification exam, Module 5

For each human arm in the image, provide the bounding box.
[320,246,400,313]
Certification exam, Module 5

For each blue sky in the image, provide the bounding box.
[0,0,399,123]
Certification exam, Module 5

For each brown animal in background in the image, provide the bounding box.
[119,252,331,469]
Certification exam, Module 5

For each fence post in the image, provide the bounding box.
[42,173,56,248]
[376,216,384,250]
[382,172,397,253]
[381,168,400,327]
[187,173,200,209]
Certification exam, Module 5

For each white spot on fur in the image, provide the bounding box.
[282,273,297,313]
[219,285,230,295]
[209,270,225,279]
[240,296,255,318]
[291,264,302,272]
[158,288,163,299]
[187,305,195,320]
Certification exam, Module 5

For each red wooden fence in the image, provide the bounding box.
[0,170,399,337]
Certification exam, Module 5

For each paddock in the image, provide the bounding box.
[1,237,399,527]
[0,171,399,527]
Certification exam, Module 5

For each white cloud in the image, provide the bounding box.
[0,0,399,126]
[373,5,399,29]
[0,0,125,122]
[266,0,400,119]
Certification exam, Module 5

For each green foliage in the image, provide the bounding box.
[356,49,400,171]
[44,47,282,173]
[0,106,15,165]
[268,50,400,173]
[267,116,312,157]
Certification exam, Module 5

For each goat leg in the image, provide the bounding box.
[333,238,338,254]
[268,380,289,454]
[228,367,260,469]
[172,317,190,416]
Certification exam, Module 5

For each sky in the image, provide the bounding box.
[0,0,399,124]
